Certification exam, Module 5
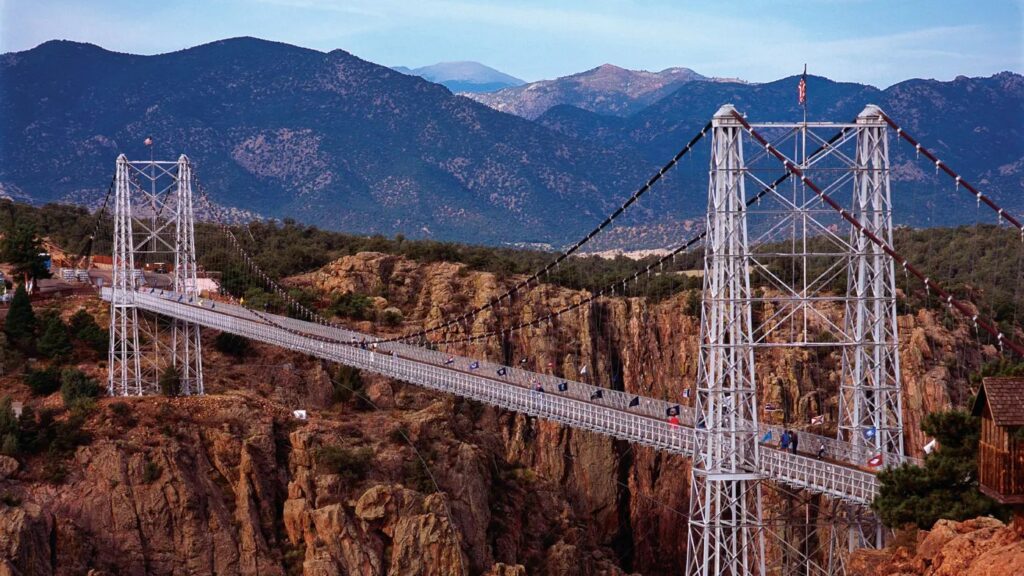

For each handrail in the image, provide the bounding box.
[106,287,893,505]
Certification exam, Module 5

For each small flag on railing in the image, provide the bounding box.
[867,454,883,467]
[810,415,824,425]
[144,136,153,147]
[666,405,681,417]
[444,356,454,365]
[590,389,603,400]
[469,361,480,370]
[628,396,640,408]
[520,358,529,365]
[580,365,588,376]
[496,367,507,376]
[682,388,690,398]
[923,439,937,455]
[863,427,877,440]
[558,382,568,392]
[761,430,773,443]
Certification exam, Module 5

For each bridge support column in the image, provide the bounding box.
[170,155,204,396]
[836,104,904,550]
[686,104,765,576]
[108,155,144,396]
[107,154,204,396]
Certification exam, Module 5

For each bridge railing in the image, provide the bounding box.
[113,288,883,505]
[261,303,919,470]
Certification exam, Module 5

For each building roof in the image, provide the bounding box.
[973,377,1024,427]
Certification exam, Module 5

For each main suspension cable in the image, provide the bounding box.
[436,125,856,346]
[733,110,1024,357]
[377,120,715,344]
[879,111,1024,235]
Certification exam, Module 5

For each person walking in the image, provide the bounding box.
[817,443,826,459]
[780,430,791,451]
[790,431,799,454]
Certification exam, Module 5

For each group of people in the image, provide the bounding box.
[781,429,828,459]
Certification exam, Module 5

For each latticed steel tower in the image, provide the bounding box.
[838,105,904,460]
[108,154,204,396]
[686,104,906,576]
[687,104,766,576]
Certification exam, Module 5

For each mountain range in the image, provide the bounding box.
[464,63,713,119]
[393,61,524,93]
[1,37,1021,248]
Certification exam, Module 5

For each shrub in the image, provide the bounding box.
[388,425,408,444]
[331,365,364,405]
[872,410,1006,529]
[142,459,162,484]
[59,368,102,407]
[402,457,436,494]
[108,401,136,427]
[330,292,373,321]
[69,310,108,354]
[213,332,251,358]
[380,307,404,327]
[159,366,181,397]
[3,283,35,348]
[24,365,61,396]
[315,444,373,482]
[37,314,72,362]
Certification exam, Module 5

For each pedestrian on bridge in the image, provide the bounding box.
[668,415,680,427]
[780,430,791,450]
[790,431,799,454]
[817,443,826,459]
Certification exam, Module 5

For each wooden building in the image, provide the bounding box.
[973,377,1024,532]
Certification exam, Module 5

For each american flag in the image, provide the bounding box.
[798,64,807,106]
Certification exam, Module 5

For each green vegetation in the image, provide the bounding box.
[159,366,181,397]
[68,309,108,354]
[213,332,251,358]
[3,202,1023,339]
[0,220,51,281]
[330,365,365,406]
[4,284,35,349]
[142,459,162,484]
[315,444,374,482]
[59,368,103,407]
[24,366,61,396]
[0,395,92,473]
[37,314,72,363]
[872,409,1007,529]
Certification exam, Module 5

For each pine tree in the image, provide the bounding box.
[3,283,35,349]
[159,366,181,397]
[0,222,50,280]
[872,410,1007,528]
[37,315,72,363]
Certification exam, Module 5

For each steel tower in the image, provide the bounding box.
[108,154,204,396]
[686,104,766,576]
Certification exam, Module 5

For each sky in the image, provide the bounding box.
[1,0,1021,87]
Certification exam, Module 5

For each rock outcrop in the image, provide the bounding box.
[850,517,1024,576]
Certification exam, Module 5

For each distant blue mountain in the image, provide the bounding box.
[0,39,648,245]
[394,61,524,93]
[536,73,1024,232]
[1,37,1021,247]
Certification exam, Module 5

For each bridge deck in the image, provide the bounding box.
[107,288,913,506]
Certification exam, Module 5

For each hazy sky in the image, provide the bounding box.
[1,0,1021,87]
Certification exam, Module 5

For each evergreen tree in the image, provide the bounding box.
[872,410,1007,528]
[37,314,72,362]
[0,222,50,280]
[159,365,181,397]
[3,283,35,349]
[59,368,102,407]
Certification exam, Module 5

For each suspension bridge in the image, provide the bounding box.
[93,103,1023,576]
